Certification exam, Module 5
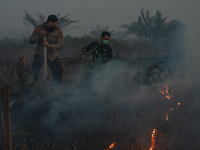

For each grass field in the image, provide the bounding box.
[1,35,198,150]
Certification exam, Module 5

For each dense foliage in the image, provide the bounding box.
[122,8,186,42]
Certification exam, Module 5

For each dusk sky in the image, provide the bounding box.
[0,0,200,37]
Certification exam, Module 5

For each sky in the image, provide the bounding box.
[0,0,200,37]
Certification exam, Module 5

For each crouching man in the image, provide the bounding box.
[81,31,113,64]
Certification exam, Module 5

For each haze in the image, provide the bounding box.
[0,0,200,37]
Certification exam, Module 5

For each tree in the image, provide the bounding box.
[23,10,79,30]
[121,8,184,41]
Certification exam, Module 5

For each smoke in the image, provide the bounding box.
[158,26,200,149]
[184,28,200,84]
[4,24,200,149]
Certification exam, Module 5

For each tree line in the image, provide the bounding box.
[23,8,186,41]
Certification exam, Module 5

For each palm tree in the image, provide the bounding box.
[121,8,184,41]
[23,10,79,30]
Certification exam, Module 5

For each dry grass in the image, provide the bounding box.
[0,37,193,150]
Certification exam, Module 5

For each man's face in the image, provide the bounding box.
[101,35,110,45]
[101,35,110,41]
[46,21,57,31]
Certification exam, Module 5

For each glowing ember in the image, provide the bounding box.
[109,143,115,149]
[165,114,169,121]
[160,83,172,99]
[165,84,171,99]
[169,108,174,111]
[149,128,156,150]
[178,103,180,105]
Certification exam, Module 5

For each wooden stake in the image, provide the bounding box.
[113,106,116,143]
[7,85,12,150]
[0,109,6,150]
[106,82,109,143]
[17,55,27,92]
[2,85,7,150]
[2,85,13,150]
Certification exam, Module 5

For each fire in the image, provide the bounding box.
[149,128,156,150]
[160,83,172,99]
[109,143,115,149]
[164,84,171,99]
[165,114,169,121]
[169,108,174,111]
[178,103,180,105]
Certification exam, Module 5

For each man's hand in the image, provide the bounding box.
[82,49,86,54]
[43,41,52,48]
[39,30,46,38]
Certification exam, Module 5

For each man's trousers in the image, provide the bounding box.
[32,54,63,83]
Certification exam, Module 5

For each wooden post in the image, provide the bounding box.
[113,106,116,143]
[145,30,147,51]
[2,85,13,150]
[17,55,27,92]
[0,109,6,150]
[106,82,109,143]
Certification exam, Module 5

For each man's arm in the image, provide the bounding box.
[29,27,45,44]
[81,42,95,54]
[51,30,63,52]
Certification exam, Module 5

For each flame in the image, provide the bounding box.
[149,128,156,150]
[165,114,169,121]
[109,143,115,149]
[165,84,171,99]
[160,83,172,99]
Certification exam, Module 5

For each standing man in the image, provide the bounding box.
[81,31,113,64]
[29,15,63,83]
